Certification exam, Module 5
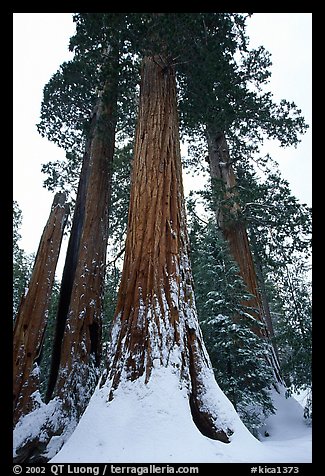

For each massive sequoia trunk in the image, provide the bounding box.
[13,192,69,426]
[206,128,281,382]
[103,55,235,442]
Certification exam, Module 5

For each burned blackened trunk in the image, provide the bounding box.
[206,128,281,382]
[45,114,95,403]
[13,192,69,426]
[48,76,118,416]
[105,56,232,442]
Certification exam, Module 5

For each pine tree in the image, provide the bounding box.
[188,214,275,435]
[234,157,312,414]
[187,149,312,428]
[272,260,311,389]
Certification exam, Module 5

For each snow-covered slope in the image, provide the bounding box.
[50,367,311,463]
[256,388,312,463]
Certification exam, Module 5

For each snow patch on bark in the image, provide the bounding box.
[13,358,100,462]
[194,366,241,436]
[13,391,77,460]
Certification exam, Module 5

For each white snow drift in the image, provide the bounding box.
[50,366,311,463]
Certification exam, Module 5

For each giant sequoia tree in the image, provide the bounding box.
[177,17,307,383]
[105,55,235,440]
[52,54,255,463]
[45,67,118,412]
[186,150,312,429]
[14,15,123,463]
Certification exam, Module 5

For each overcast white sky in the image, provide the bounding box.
[13,13,312,277]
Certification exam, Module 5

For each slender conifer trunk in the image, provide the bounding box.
[206,128,281,382]
[13,192,69,426]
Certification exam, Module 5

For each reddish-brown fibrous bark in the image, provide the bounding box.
[49,77,118,417]
[105,56,231,442]
[13,192,69,426]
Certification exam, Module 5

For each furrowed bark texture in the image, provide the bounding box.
[13,192,69,426]
[45,124,93,403]
[206,129,281,382]
[50,78,118,416]
[106,56,230,443]
[249,228,279,354]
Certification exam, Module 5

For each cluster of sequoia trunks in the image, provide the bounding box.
[13,52,281,462]
[13,55,118,462]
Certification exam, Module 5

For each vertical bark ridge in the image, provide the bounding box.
[51,75,118,416]
[13,192,69,426]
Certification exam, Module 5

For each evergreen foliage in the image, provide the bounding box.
[37,13,140,201]
[268,259,312,420]
[13,201,34,319]
[177,16,308,170]
[235,157,311,265]
[188,205,275,435]
[272,260,312,378]
[234,157,312,418]
[187,149,312,423]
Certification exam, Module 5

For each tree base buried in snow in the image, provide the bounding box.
[43,367,311,464]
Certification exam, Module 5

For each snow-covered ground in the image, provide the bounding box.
[50,367,312,463]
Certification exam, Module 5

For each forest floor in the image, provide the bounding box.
[49,368,312,464]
